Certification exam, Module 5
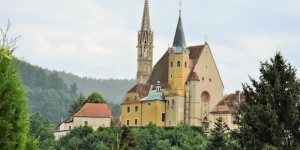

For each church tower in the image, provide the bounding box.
[136,0,153,84]
[165,5,191,126]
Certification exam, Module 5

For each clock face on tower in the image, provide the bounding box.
[184,48,190,55]
[169,49,174,55]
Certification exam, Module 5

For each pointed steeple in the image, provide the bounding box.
[141,0,151,31]
[172,1,187,53]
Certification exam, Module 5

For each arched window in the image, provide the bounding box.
[177,61,180,67]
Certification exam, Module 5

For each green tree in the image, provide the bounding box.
[29,113,56,149]
[0,22,29,149]
[70,82,78,95]
[239,52,300,149]
[86,92,106,103]
[69,93,86,115]
[207,117,240,150]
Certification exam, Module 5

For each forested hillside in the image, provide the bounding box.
[16,59,76,124]
[55,71,135,103]
[15,59,134,124]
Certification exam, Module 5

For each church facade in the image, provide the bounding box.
[121,0,224,130]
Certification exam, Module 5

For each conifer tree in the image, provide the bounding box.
[0,23,30,149]
[239,52,300,149]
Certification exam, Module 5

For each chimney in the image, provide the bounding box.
[236,90,241,103]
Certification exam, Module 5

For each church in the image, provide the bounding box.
[120,0,225,130]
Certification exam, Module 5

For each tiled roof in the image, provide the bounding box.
[73,103,111,118]
[189,72,200,81]
[210,92,245,114]
[125,44,205,100]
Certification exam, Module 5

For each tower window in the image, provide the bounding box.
[127,107,130,113]
[134,96,137,101]
[126,120,130,126]
[171,61,173,67]
[177,61,180,67]
[162,113,166,122]
[135,106,138,112]
[185,61,187,68]
[134,119,138,125]
[202,77,205,81]
[209,78,212,82]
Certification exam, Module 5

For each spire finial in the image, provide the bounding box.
[141,0,151,31]
[179,0,182,16]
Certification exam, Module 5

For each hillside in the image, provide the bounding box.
[15,59,134,124]
[55,71,135,103]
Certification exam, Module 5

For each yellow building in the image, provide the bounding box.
[121,0,224,130]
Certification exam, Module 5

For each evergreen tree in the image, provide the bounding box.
[0,23,29,149]
[239,52,300,149]
[69,93,86,115]
[207,117,241,150]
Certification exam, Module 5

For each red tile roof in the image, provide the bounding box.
[73,103,111,118]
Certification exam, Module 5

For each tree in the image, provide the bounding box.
[239,52,300,149]
[69,93,86,115]
[86,92,106,103]
[0,22,29,149]
[207,117,240,150]
[29,113,56,149]
[70,82,78,95]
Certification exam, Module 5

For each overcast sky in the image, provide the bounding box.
[1,0,299,94]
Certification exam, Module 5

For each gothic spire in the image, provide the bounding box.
[141,0,151,31]
[172,1,186,53]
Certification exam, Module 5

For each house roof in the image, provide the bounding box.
[73,103,112,118]
[125,44,205,101]
[210,92,245,114]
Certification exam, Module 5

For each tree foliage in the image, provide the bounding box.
[207,117,241,150]
[238,52,300,149]
[0,22,30,149]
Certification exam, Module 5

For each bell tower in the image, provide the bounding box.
[136,0,153,84]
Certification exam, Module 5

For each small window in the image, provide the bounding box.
[126,120,130,126]
[127,107,130,113]
[171,75,173,78]
[134,96,137,101]
[162,113,166,122]
[148,102,151,106]
[185,61,187,68]
[171,61,173,67]
[167,100,169,107]
[172,99,175,106]
[209,78,212,82]
[177,61,180,67]
[69,126,71,130]
[126,97,129,102]
[134,119,138,125]
[135,106,138,112]
[84,121,88,126]
[202,77,205,81]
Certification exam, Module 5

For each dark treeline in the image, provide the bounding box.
[15,59,126,124]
